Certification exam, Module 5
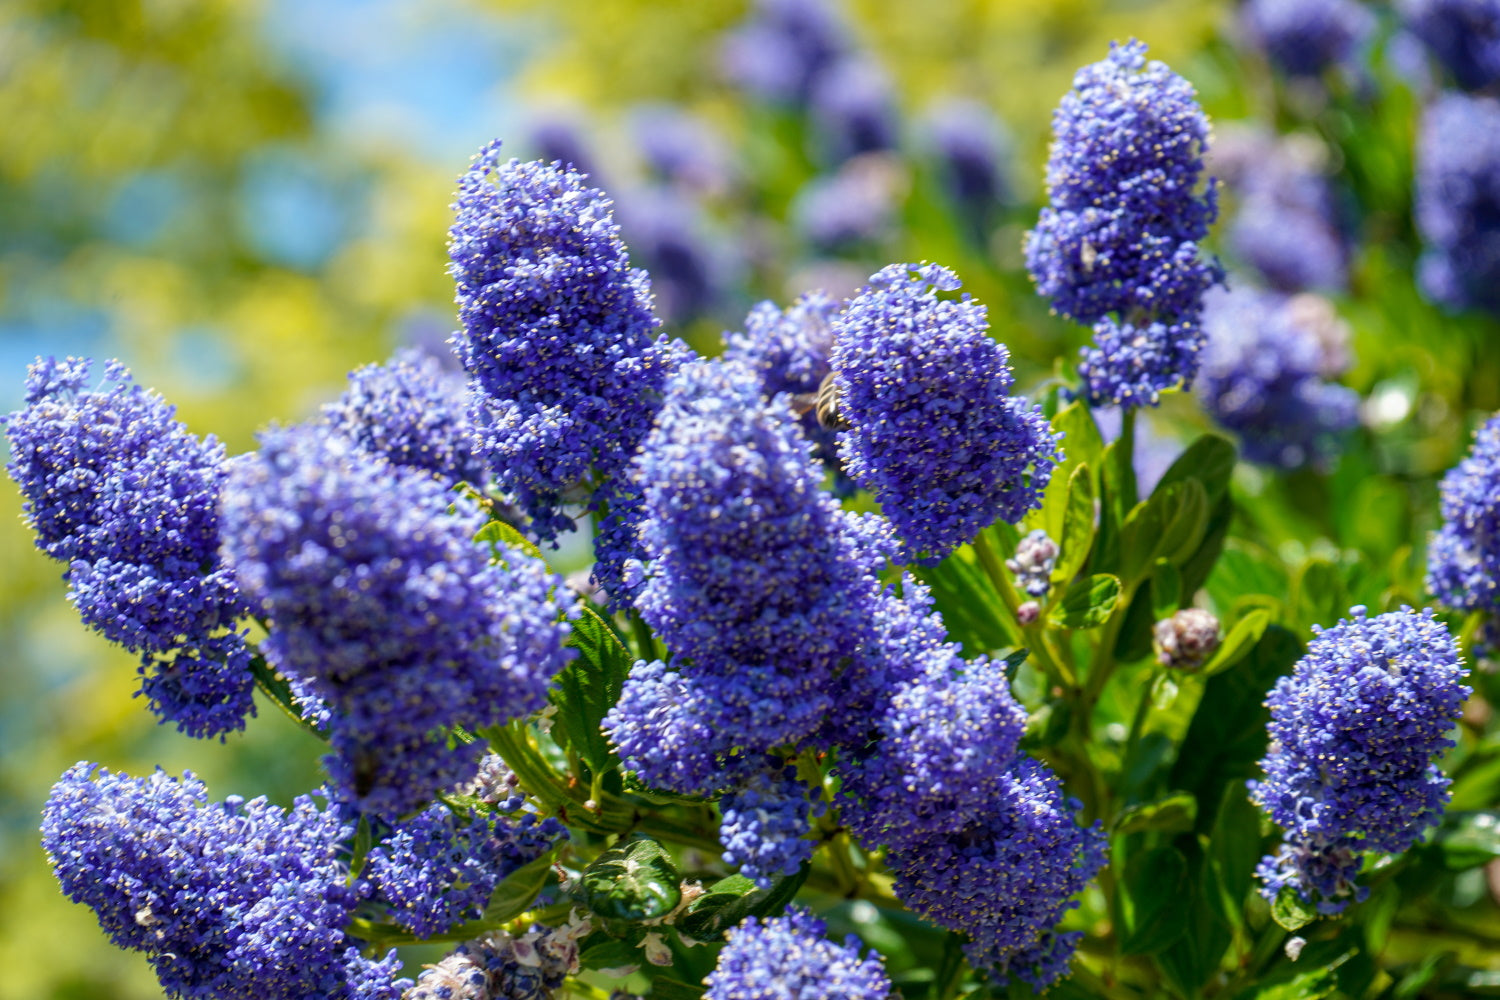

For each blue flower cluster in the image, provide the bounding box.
[1216,129,1349,293]
[365,802,565,937]
[1026,40,1221,408]
[1243,0,1373,78]
[448,140,683,595]
[1428,413,1500,648]
[831,262,1059,561]
[1250,607,1470,912]
[1415,92,1500,315]
[321,347,488,487]
[720,0,848,108]
[922,98,1011,231]
[219,424,573,817]
[703,908,890,1000]
[604,358,874,796]
[723,291,846,487]
[3,357,253,738]
[1198,286,1359,469]
[41,763,406,1000]
[889,757,1108,990]
[719,761,817,887]
[1401,0,1500,92]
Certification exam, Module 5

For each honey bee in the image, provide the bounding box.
[814,371,851,431]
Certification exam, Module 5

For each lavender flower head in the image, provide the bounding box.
[365,803,565,938]
[448,141,681,549]
[605,359,876,792]
[889,756,1108,989]
[1026,41,1221,408]
[1428,413,1500,622]
[4,356,253,738]
[922,97,1012,221]
[1250,607,1470,912]
[792,157,905,252]
[631,104,734,195]
[831,262,1061,562]
[220,424,573,817]
[720,0,848,107]
[704,908,890,1000]
[42,763,405,1000]
[1215,129,1349,293]
[1007,529,1060,598]
[1198,286,1359,469]
[1400,0,1500,92]
[809,58,900,166]
[322,347,488,487]
[1243,0,1374,78]
[719,761,817,887]
[1415,92,1500,315]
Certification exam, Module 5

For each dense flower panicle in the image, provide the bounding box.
[365,803,565,938]
[1215,129,1349,293]
[1026,41,1221,407]
[889,757,1107,990]
[629,358,872,710]
[41,763,405,1000]
[322,347,488,487]
[720,0,849,107]
[719,762,817,886]
[704,908,890,1000]
[809,58,899,165]
[604,659,749,797]
[448,141,682,549]
[832,263,1060,561]
[404,920,590,1000]
[1401,0,1500,91]
[219,424,573,816]
[1243,0,1374,78]
[1198,286,1359,469]
[4,356,254,737]
[723,291,846,485]
[1415,92,1500,315]
[1250,607,1470,912]
[1427,413,1500,615]
[840,642,1027,854]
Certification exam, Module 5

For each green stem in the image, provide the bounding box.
[972,531,1077,690]
[1080,580,1140,740]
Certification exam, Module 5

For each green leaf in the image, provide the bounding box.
[1046,573,1121,630]
[1248,966,1341,1000]
[1154,434,1237,509]
[1114,791,1197,835]
[578,839,682,922]
[1119,846,1189,955]
[484,851,557,923]
[1204,783,1263,931]
[550,606,632,779]
[1052,464,1096,587]
[1151,559,1182,621]
[1201,609,1271,678]
[1000,647,1029,680]
[475,518,543,560]
[1121,479,1209,583]
[651,977,707,1000]
[676,862,810,941]
[1432,811,1500,870]
[915,550,1018,656]
[579,938,642,972]
[1038,403,1103,542]
[1271,886,1319,932]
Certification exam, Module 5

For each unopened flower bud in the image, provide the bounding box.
[1153,608,1221,671]
[1006,529,1059,598]
[1017,600,1041,626]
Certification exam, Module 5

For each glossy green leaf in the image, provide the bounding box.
[549,606,632,780]
[578,839,682,922]
[578,937,642,972]
[1151,559,1181,620]
[1121,478,1209,583]
[1201,609,1270,678]
[1150,672,1179,710]
[1204,783,1263,931]
[1119,846,1189,955]
[1271,886,1318,932]
[651,977,707,1000]
[1432,811,1500,871]
[1052,463,1096,587]
[676,863,810,942]
[1114,791,1197,835]
[1039,402,1103,543]
[1154,433,1237,509]
[915,551,1018,656]
[484,851,557,923]
[1046,573,1121,629]
[1019,698,1072,751]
